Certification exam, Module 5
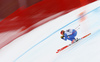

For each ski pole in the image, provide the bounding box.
[75,25,80,30]
[71,27,80,35]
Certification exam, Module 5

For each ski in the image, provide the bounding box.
[56,33,91,53]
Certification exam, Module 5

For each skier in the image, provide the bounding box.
[60,29,79,44]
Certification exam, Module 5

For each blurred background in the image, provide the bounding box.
[0,0,96,50]
[0,0,96,20]
[0,0,42,19]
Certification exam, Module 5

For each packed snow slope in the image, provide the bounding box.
[0,1,100,62]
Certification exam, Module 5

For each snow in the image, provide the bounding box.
[0,1,100,62]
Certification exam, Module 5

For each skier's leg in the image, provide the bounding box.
[68,31,77,44]
[68,36,75,44]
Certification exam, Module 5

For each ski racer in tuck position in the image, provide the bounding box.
[56,29,91,53]
[60,29,79,44]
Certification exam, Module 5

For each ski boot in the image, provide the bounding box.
[72,38,80,44]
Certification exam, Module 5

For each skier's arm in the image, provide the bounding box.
[61,33,68,41]
[64,34,68,41]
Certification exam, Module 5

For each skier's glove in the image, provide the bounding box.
[61,36,64,39]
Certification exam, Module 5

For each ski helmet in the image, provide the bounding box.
[60,30,65,35]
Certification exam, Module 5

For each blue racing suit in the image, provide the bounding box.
[62,29,77,41]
